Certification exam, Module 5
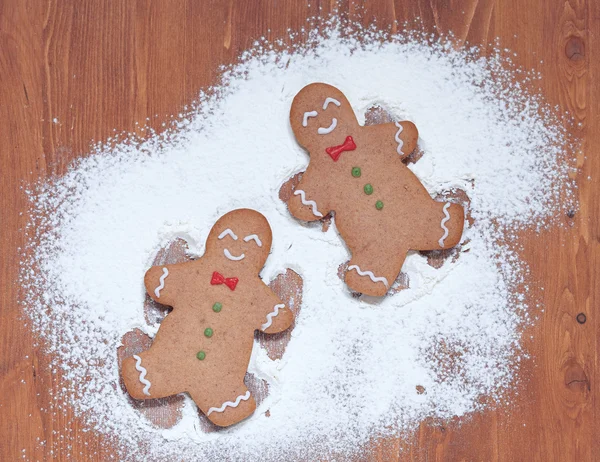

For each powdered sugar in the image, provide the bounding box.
[21,26,575,460]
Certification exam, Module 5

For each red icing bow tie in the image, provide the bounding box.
[325,136,356,162]
[211,271,238,291]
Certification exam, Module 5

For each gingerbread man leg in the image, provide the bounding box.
[410,201,464,251]
[121,347,182,400]
[345,240,407,297]
[190,382,257,427]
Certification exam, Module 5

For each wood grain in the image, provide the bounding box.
[1,0,598,460]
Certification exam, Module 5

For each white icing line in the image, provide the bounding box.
[394,122,404,155]
[132,354,151,396]
[438,203,451,248]
[218,228,238,240]
[154,268,169,298]
[207,391,252,416]
[243,234,262,247]
[293,190,324,217]
[347,264,389,289]
[224,249,245,261]
[323,97,341,109]
[302,110,318,127]
[261,303,286,330]
[318,118,337,135]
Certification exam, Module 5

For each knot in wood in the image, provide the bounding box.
[564,360,590,392]
[565,36,585,61]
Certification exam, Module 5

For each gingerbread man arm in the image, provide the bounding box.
[144,262,191,307]
[287,167,330,222]
[367,120,419,160]
[255,285,294,334]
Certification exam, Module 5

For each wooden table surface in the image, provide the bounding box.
[1,1,598,460]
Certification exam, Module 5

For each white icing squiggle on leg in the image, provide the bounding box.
[438,203,451,248]
[207,391,251,416]
[154,267,169,298]
[294,190,323,217]
[347,265,389,288]
[261,304,286,330]
[394,122,404,155]
[132,354,151,396]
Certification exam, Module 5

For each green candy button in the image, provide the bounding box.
[212,302,222,313]
[375,200,384,210]
[204,328,213,338]
[364,183,373,195]
[196,351,206,360]
[351,167,361,178]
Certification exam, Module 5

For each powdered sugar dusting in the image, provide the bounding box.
[21,25,575,461]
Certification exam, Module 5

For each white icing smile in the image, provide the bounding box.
[318,118,337,135]
[224,248,245,261]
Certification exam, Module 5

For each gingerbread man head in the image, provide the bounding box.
[290,83,359,157]
[204,209,273,273]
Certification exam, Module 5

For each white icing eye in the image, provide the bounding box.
[323,97,341,110]
[243,234,263,247]
[318,118,337,135]
[218,229,238,240]
[303,110,318,127]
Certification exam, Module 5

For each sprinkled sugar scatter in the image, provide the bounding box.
[21,26,575,461]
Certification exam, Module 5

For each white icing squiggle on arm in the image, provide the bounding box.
[243,234,262,247]
[293,190,324,217]
[207,391,251,415]
[323,97,341,109]
[132,354,151,396]
[318,118,337,135]
[218,229,238,240]
[261,304,286,330]
[303,111,318,127]
[394,122,404,155]
[438,203,451,248]
[347,265,389,289]
[154,268,169,298]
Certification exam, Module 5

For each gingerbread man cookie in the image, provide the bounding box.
[287,83,465,296]
[121,209,294,427]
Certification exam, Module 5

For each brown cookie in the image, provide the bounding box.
[286,83,465,297]
[121,209,295,427]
